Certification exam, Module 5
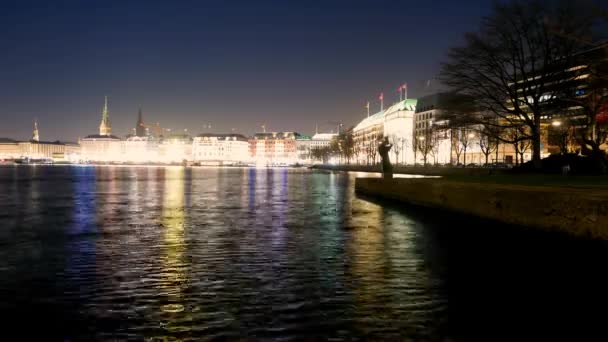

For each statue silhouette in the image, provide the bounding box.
[378,137,393,179]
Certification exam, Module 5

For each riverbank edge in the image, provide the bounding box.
[311,164,511,176]
[355,177,608,240]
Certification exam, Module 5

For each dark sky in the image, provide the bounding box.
[1,0,493,141]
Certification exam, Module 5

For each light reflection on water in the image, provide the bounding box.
[1,166,608,340]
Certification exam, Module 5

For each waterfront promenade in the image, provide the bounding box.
[355,174,608,239]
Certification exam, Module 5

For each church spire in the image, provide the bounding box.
[136,105,146,137]
[99,96,112,136]
[32,119,39,142]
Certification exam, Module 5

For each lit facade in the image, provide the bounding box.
[192,133,249,165]
[159,134,192,163]
[414,93,520,165]
[353,99,417,165]
[123,136,159,163]
[80,135,122,162]
[383,99,417,165]
[353,112,384,165]
[18,141,80,162]
[413,94,452,164]
[295,135,312,164]
[0,138,21,160]
[80,96,122,162]
[249,132,298,166]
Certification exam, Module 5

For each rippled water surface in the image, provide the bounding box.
[1,165,608,341]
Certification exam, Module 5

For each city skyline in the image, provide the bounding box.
[0,0,494,141]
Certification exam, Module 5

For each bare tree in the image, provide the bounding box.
[451,131,464,165]
[518,136,532,164]
[417,128,440,166]
[390,135,401,165]
[505,125,531,165]
[557,45,608,171]
[440,0,595,169]
[457,127,474,166]
[479,126,498,165]
[400,137,408,165]
[412,135,418,165]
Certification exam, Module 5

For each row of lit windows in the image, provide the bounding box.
[416,112,434,121]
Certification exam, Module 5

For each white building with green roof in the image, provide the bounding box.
[353,99,417,165]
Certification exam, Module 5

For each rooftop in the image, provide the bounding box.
[312,133,338,141]
[196,133,248,141]
[82,134,122,140]
[354,99,418,131]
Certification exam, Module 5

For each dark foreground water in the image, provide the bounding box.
[1,166,607,341]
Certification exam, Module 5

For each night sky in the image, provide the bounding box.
[1,0,493,141]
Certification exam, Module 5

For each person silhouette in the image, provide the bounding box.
[378,137,393,179]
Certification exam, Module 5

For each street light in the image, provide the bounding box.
[552,120,562,127]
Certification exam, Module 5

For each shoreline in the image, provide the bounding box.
[355,177,608,240]
[311,163,512,176]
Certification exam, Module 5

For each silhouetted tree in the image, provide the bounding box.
[440,0,595,169]
[557,45,608,171]
[479,126,498,165]
[416,128,440,166]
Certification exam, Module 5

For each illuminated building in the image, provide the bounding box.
[295,134,312,164]
[0,138,20,160]
[121,108,159,163]
[159,133,192,163]
[413,94,453,164]
[353,111,384,164]
[516,43,608,155]
[18,140,81,162]
[80,96,122,162]
[0,120,81,162]
[295,131,339,164]
[311,132,338,149]
[192,133,249,165]
[249,132,298,166]
[415,93,516,165]
[380,99,417,165]
[124,135,158,163]
[353,99,417,165]
[79,135,122,162]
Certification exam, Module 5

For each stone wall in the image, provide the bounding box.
[355,178,608,239]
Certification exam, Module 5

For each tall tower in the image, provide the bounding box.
[135,105,146,137]
[99,96,112,136]
[32,119,40,142]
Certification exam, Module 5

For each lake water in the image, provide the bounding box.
[0,165,607,341]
